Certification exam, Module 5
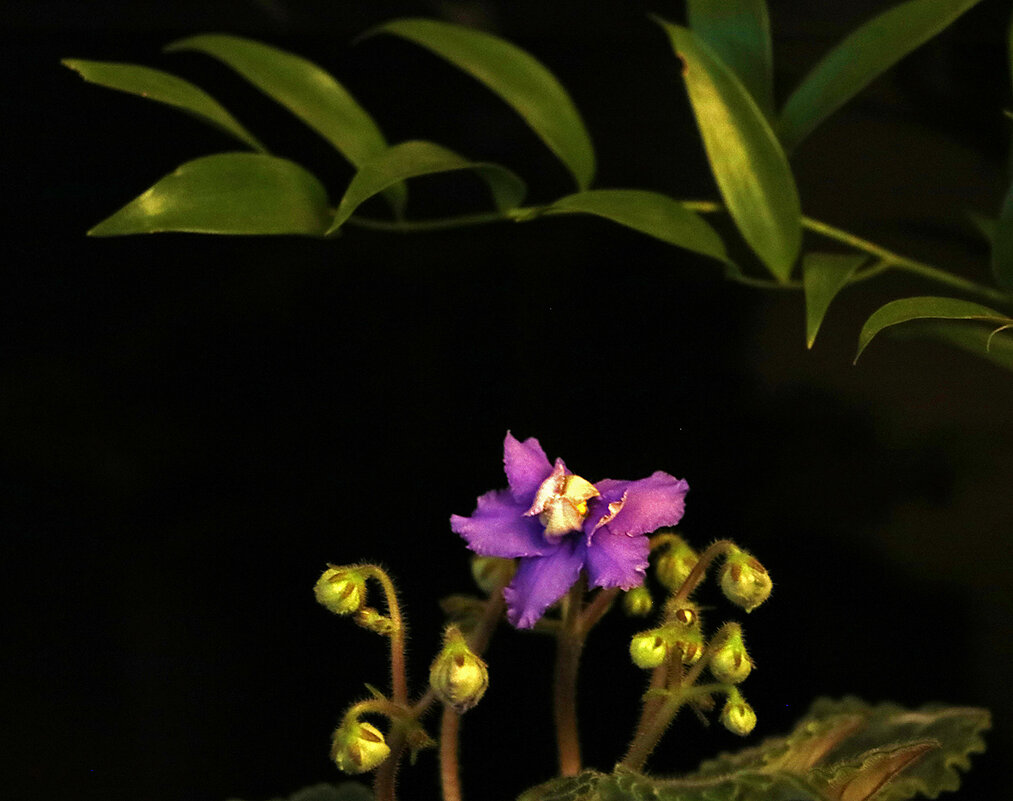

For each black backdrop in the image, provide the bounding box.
[5,2,1011,800]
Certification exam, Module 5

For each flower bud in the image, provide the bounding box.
[622,586,654,617]
[664,601,700,629]
[670,627,705,665]
[654,535,699,593]
[720,689,756,736]
[355,607,396,635]
[470,556,516,595]
[331,719,391,774]
[630,629,669,669]
[719,548,772,612]
[710,626,752,684]
[429,626,488,713]
[315,566,366,616]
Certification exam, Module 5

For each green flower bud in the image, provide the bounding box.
[664,601,700,629]
[670,627,705,665]
[470,556,516,596]
[630,629,669,669]
[355,607,396,635]
[315,566,366,616]
[622,586,654,617]
[429,626,488,713]
[710,626,752,684]
[720,689,757,736]
[719,549,772,612]
[654,535,699,593]
[331,719,391,774]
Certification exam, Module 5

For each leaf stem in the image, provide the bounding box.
[439,707,463,801]
[554,581,586,776]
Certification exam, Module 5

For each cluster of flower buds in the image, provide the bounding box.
[331,717,391,774]
[429,625,489,714]
[719,547,772,612]
[629,601,704,669]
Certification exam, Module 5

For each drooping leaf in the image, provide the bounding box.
[902,320,1013,370]
[656,21,801,282]
[327,140,525,234]
[369,18,595,190]
[966,210,996,244]
[545,190,727,263]
[802,253,867,348]
[62,59,265,152]
[226,782,373,801]
[165,34,404,214]
[779,0,984,152]
[991,178,1013,288]
[686,0,775,118]
[89,153,331,236]
[855,296,1012,362]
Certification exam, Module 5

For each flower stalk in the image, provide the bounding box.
[554,581,586,777]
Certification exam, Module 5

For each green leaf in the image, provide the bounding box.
[779,0,984,152]
[89,153,331,236]
[61,59,264,152]
[802,253,866,348]
[903,320,1013,370]
[369,18,595,190]
[686,0,775,118]
[516,771,605,801]
[966,210,996,244]
[855,296,1013,362]
[991,178,1013,288]
[545,190,727,263]
[226,782,373,801]
[165,34,404,214]
[327,140,526,234]
[656,21,801,282]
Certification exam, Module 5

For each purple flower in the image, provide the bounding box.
[451,433,689,629]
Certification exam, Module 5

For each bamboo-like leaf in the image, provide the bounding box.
[906,321,1013,370]
[656,21,801,282]
[855,296,1013,362]
[89,153,331,236]
[369,18,595,190]
[327,140,525,234]
[165,34,404,214]
[545,190,727,263]
[62,59,264,151]
[686,0,774,117]
[991,179,1013,288]
[779,0,984,152]
[802,253,866,348]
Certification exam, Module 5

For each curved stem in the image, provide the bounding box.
[671,540,736,606]
[439,707,463,801]
[554,581,585,776]
[578,587,619,636]
[361,565,408,705]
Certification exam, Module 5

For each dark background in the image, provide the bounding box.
[4,1,1011,800]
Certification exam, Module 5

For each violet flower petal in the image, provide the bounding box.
[451,489,554,558]
[503,539,586,629]
[503,432,553,502]
[592,472,689,537]
[584,527,650,590]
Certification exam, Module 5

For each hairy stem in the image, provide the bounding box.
[361,565,408,705]
[554,581,585,776]
[439,707,463,801]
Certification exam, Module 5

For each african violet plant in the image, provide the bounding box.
[64,1,997,799]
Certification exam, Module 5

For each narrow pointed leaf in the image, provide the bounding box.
[907,321,1013,370]
[991,179,1013,288]
[966,210,996,244]
[802,252,866,348]
[327,140,525,234]
[855,296,1012,362]
[88,153,331,236]
[62,59,264,151]
[779,0,983,152]
[545,190,727,263]
[370,18,595,190]
[165,34,404,214]
[686,0,774,117]
[657,21,801,281]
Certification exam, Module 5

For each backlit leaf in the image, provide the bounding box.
[779,0,984,152]
[802,252,866,348]
[546,190,727,263]
[370,18,595,190]
[855,296,1012,362]
[62,59,264,151]
[89,153,331,236]
[165,34,404,214]
[656,21,801,282]
[686,0,774,117]
[991,178,1013,288]
[327,140,525,234]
